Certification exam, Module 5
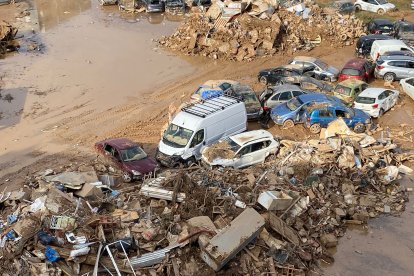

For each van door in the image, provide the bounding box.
[188,129,205,160]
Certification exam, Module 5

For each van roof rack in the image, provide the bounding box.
[181,95,241,118]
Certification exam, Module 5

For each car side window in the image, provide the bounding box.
[104,144,113,154]
[292,91,303,97]
[354,87,361,95]
[389,61,408,68]
[319,109,333,117]
[251,141,268,153]
[238,145,252,156]
[361,84,368,91]
[190,129,204,148]
[279,92,292,101]
[384,90,391,97]
[270,93,280,101]
[378,92,386,100]
[220,83,231,91]
[409,62,414,69]
[335,110,348,118]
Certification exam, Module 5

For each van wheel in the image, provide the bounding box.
[354,123,366,133]
[355,4,361,11]
[259,76,268,85]
[309,123,321,134]
[377,8,385,14]
[282,119,294,129]
[384,73,396,82]
[122,172,132,183]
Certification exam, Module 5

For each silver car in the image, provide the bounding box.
[288,56,340,82]
[259,84,306,109]
[374,55,414,82]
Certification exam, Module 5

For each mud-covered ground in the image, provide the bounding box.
[1,0,414,275]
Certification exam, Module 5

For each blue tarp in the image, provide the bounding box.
[200,89,223,99]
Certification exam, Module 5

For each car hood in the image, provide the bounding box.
[123,157,157,174]
[353,109,371,121]
[271,103,293,117]
[327,66,340,75]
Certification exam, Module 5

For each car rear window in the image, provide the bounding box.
[356,96,375,104]
[341,68,360,76]
[334,85,352,96]
[379,24,393,32]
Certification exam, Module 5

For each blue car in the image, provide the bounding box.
[270,93,342,128]
[303,104,371,134]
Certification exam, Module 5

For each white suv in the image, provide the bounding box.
[354,0,396,14]
[201,130,279,169]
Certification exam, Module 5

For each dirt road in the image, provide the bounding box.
[1,1,414,275]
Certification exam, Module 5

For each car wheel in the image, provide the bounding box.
[383,73,396,82]
[282,119,294,129]
[260,76,268,85]
[309,123,321,134]
[186,157,196,167]
[355,4,361,11]
[377,8,385,14]
[354,123,366,133]
[122,172,132,183]
[379,108,384,117]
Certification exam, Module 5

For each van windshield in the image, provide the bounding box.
[163,124,194,148]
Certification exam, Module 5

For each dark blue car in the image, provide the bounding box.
[270,93,342,128]
[303,104,371,134]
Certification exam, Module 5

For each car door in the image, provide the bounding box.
[233,144,254,168]
[316,108,334,127]
[377,91,387,110]
[248,141,270,166]
[266,92,281,108]
[335,108,352,126]
[103,144,123,169]
[188,129,205,159]
[387,90,398,109]
[278,91,293,104]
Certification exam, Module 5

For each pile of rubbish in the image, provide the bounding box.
[0,21,18,57]
[158,1,366,60]
[0,120,413,274]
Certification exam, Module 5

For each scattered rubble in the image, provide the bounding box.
[0,21,18,57]
[0,117,412,274]
[159,2,366,60]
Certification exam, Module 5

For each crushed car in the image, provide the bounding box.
[303,103,371,133]
[353,88,399,117]
[270,93,341,128]
[280,75,334,93]
[333,79,369,105]
[288,56,339,82]
[228,84,263,120]
[257,64,315,85]
[201,130,279,169]
[95,138,158,182]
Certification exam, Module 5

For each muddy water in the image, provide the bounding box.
[0,0,195,174]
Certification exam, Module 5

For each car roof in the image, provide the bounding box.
[230,130,273,146]
[381,55,414,61]
[337,79,366,88]
[373,39,408,46]
[270,84,303,93]
[343,58,367,69]
[292,56,317,62]
[371,19,393,25]
[358,88,389,97]
[100,138,139,150]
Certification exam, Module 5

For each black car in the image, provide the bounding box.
[367,19,394,35]
[258,65,315,86]
[227,85,262,120]
[393,20,414,47]
[355,34,393,57]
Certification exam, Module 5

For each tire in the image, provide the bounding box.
[383,73,396,82]
[186,157,196,167]
[309,123,321,134]
[122,172,132,183]
[377,8,385,14]
[282,119,294,129]
[378,108,384,117]
[259,76,268,85]
[354,123,366,133]
[355,4,361,11]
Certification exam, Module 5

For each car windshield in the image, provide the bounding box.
[242,93,259,104]
[356,96,376,104]
[121,146,147,162]
[163,123,194,148]
[377,0,388,4]
[314,60,329,70]
[226,138,241,152]
[286,97,303,111]
[334,85,352,96]
[379,24,393,31]
[341,68,360,76]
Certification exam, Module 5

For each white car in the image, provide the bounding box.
[353,88,399,117]
[354,0,395,14]
[400,77,414,101]
[201,130,279,169]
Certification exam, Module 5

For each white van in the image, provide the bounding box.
[370,39,414,61]
[156,96,247,167]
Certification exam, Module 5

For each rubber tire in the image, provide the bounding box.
[122,172,132,183]
[282,119,294,129]
[378,108,384,117]
[383,73,396,82]
[355,4,361,11]
[354,123,366,133]
[260,76,268,85]
[377,8,385,14]
[186,157,196,167]
[309,123,321,134]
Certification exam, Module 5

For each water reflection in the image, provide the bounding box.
[35,0,91,32]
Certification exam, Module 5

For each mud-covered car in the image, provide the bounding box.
[201,130,279,169]
[95,138,158,182]
[258,64,315,86]
[333,79,369,105]
[281,75,334,93]
[229,84,263,120]
[288,56,339,82]
[191,80,239,101]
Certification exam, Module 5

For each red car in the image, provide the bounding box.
[338,59,373,82]
[95,138,158,182]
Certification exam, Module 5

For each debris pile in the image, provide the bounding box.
[0,21,18,57]
[158,3,366,60]
[0,123,412,274]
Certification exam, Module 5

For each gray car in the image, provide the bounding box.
[288,56,340,82]
[375,55,414,82]
[259,84,306,109]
